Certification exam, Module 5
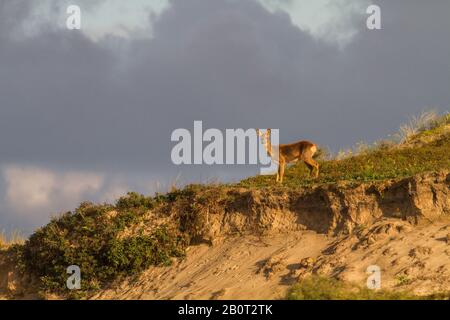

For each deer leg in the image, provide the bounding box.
[304,158,319,178]
[278,161,285,183]
[312,159,320,178]
[304,162,314,176]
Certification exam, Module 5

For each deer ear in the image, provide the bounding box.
[267,128,271,135]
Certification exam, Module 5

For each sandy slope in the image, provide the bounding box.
[1,218,449,300]
[92,231,329,300]
[1,171,449,300]
[296,218,450,295]
[91,217,450,300]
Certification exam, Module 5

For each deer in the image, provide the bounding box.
[257,129,319,184]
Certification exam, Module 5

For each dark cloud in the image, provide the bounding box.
[0,0,449,231]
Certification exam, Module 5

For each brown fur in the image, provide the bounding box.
[257,129,319,183]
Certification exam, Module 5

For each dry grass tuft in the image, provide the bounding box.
[0,230,25,249]
[397,109,442,143]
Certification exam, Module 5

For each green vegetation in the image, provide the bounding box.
[395,274,411,286]
[240,114,449,188]
[3,112,448,299]
[8,194,187,297]
[115,191,155,210]
[287,276,450,300]
[4,187,228,298]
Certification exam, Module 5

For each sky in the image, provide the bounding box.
[0,0,449,234]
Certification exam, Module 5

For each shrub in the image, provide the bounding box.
[115,192,154,210]
[15,202,187,296]
[107,229,186,273]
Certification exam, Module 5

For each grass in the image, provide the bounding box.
[287,276,450,300]
[0,230,25,249]
[3,111,449,298]
[397,109,444,142]
[239,113,450,188]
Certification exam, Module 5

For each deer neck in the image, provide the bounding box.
[265,136,273,157]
